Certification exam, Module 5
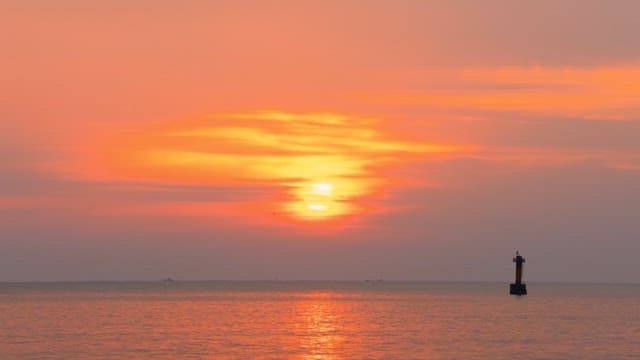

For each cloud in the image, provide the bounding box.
[350,65,640,121]
[87,111,466,222]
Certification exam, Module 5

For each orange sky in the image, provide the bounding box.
[2,1,640,281]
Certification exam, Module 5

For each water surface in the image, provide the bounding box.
[1,282,638,359]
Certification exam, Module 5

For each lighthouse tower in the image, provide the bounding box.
[509,251,527,295]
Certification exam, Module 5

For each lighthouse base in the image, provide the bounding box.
[510,283,527,295]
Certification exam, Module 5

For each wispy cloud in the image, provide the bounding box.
[351,64,640,121]
[99,111,465,222]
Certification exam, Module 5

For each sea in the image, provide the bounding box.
[1,281,638,359]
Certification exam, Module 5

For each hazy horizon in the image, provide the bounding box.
[2,280,640,285]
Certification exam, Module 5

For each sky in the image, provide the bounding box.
[1,0,640,282]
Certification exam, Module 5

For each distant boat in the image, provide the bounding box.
[162,278,175,283]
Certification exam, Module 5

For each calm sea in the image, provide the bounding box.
[1,281,638,359]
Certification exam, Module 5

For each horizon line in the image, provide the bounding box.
[1,279,638,285]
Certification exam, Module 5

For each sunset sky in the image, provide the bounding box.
[2,0,639,282]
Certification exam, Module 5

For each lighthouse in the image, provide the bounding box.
[509,251,527,295]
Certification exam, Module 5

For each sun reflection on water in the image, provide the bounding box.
[295,293,344,360]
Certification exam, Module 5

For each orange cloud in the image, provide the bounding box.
[352,64,640,121]
[99,111,465,223]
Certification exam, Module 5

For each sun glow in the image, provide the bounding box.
[103,111,463,223]
[306,183,332,214]
[307,203,328,211]
[289,182,348,219]
[311,183,333,196]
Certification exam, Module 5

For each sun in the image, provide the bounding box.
[287,182,349,220]
[307,203,328,211]
[311,182,333,196]
[306,183,332,214]
[304,182,333,216]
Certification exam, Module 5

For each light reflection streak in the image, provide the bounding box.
[294,293,344,360]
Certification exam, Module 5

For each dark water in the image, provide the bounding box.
[1,282,638,359]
